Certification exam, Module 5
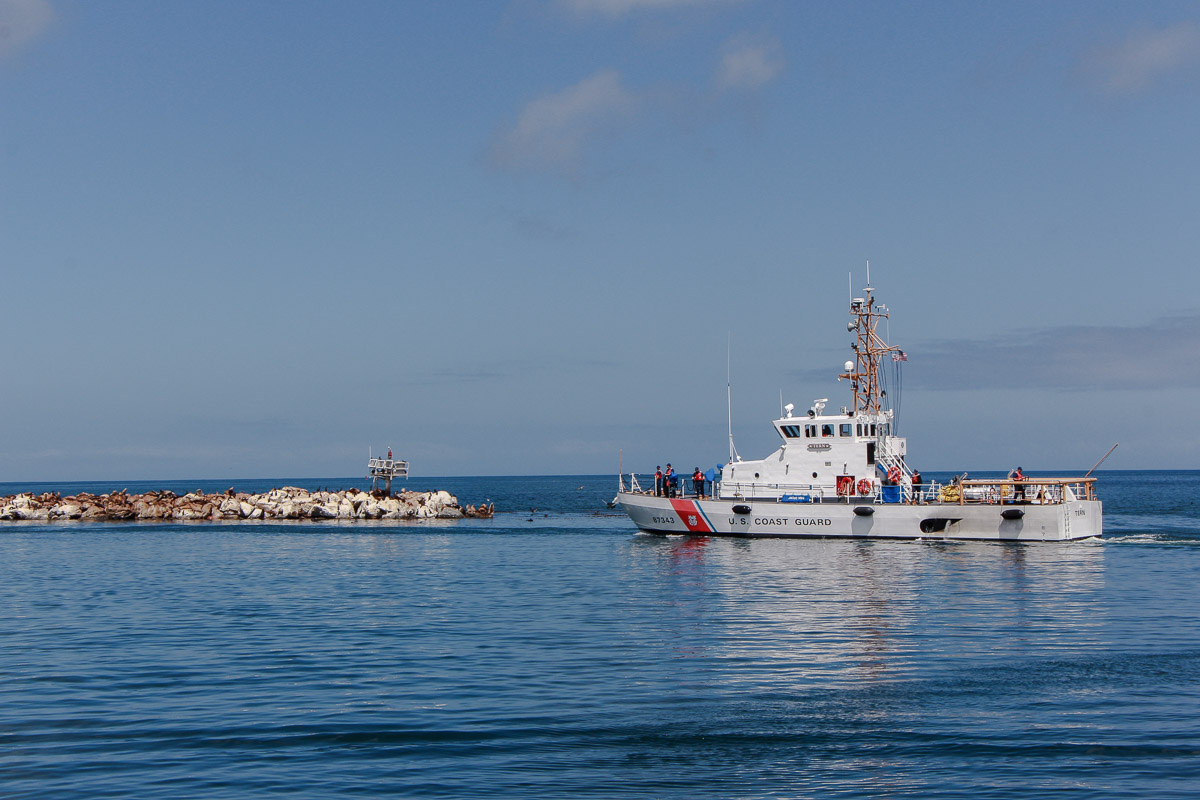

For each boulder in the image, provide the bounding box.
[310,502,339,519]
[52,502,83,519]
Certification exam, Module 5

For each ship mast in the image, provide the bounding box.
[839,277,900,416]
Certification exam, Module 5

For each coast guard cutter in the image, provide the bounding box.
[616,277,1102,541]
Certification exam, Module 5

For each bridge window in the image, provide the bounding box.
[840,424,852,437]
[821,424,834,437]
[781,425,803,438]
[805,425,817,438]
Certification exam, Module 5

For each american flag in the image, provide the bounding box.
[892,350,908,362]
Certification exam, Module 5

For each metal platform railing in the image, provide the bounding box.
[367,457,409,478]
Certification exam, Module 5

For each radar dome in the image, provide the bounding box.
[844,360,855,372]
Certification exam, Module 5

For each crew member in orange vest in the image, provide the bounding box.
[693,467,704,498]
[1010,466,1025,502]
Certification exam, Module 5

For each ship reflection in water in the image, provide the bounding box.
[637,535,1107,690]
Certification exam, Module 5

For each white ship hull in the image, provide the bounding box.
[617,492,1102,542]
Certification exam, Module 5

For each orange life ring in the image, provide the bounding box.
[857,479,873,496]
[887,467,901,484]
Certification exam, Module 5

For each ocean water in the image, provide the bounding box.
[1,470,1198,799]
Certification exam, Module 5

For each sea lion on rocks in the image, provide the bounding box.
[1,486,491,523]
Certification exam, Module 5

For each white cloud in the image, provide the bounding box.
[560,0,741,18]
[1083,20,1200,95]
[0,0,54,59]
[715,32,783,91]
[489,70,638,176]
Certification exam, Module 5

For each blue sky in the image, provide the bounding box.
[2,0,1199,481]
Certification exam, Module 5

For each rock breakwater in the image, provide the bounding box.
[0,487,494,522]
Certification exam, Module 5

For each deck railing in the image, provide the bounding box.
[620,474,1098,505]
[621,473,722,499]
[621,476,884,502]
[946,477,1096,504]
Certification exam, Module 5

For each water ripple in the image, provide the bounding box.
[3,473,1200,798]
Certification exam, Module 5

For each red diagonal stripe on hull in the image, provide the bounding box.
[668,499,712,533]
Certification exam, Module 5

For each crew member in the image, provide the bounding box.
[1010,466,1025,502]
[654,466,663,497]
[665,464,674,498]
[911,469,922,504]
[693,467,704,498]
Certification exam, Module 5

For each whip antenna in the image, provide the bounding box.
[727,335,740,463]
[1084,443,1119,478]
